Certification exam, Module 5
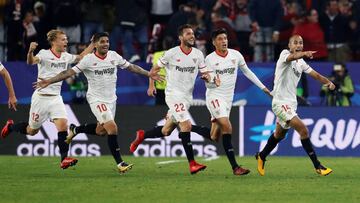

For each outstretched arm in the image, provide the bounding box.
[240,63,272,97]
[34,69,77,89]
[308,70,335,90]
[74,42,95,63]
[0,68,17,110]
[27,42,40,65]
[127,63,163,81]
[286,51,316,62]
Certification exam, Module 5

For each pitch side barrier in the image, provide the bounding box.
[0,105,358,157]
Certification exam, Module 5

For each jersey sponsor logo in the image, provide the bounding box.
[134,116,218,158]
[215,67,236,75]
[50,62,67,69]
[94,67,115,75]
[292,65,301,77]
[17,105,101,157]
[175,66,196,73]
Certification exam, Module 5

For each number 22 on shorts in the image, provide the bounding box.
[174,103,185,112]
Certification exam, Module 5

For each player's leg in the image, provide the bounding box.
[129,115,176,153]
[256,123,287,176]
[289,116,332,176]
[103,120,133,173]
[210,121,221,141]
[217,117,250,175]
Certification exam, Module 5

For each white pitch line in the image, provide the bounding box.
[203,156,220,161]
[156,160,186,165]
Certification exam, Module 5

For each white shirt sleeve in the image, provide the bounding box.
[239,53,265,90]
[299,59,313,74]
[157,50,170,68]
[279,49,291,64]
[72,56,89,73]
[116,52,130,69]
[35,49,45,63]
[204,55,217,88]
[198,52,210,74]
[67,53,77,64]
[0,62,4,71]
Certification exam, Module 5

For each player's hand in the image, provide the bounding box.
[33,78,50,90]
[200,72,211,82]
[29,42,38,53]
[325,81,336,90]
[147,86,157,97]
[303,51,317,59]
[214,74,220,87]
[262,87,273,98]
[8,95,17,111]
[149,67,164,82]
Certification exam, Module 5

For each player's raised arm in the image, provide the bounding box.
[26,42,40,65]
[286,50,317,62]
[0,67,17,110]
[127,63,163,82]
[239,63,271,97]
[74,40,95,63]
[308,69,335,90]
[34,69,76,89]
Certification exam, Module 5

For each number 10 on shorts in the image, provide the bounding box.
[97,104,108,113]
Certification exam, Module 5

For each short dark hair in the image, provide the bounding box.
[93,32,109,42]
[211,28,227,40]
[177,24,193,36]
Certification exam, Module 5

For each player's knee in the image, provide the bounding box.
[161,129,171,136]
[298,127,309,139]
[179,122,192,132]
[27,128,39,135]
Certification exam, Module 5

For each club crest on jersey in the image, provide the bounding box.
[231,59,236,65]
[93,63,97,66]
[110,60,115,65]
[176,59,180,62]
[192,58,197,64]
[215,63,219,66]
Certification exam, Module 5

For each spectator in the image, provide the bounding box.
[33,1,52,50]
[53,0,82,54]
[22,10,37,52]
[110,0,149,62]
[233,0,253,59]
[211,11,240,50]
[80,0,105,43]
[293,9,328,60]
[320,63,354,106]
[248,0,284,62]
[319,0,351,63]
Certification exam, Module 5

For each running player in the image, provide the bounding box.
[1,29,94,169]
[130,24,214,174]
[203,28,271,175]
[255,35,335,176]
[0,62,17,111]
[34,32,162,173]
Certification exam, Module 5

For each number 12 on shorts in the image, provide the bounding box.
[97,104,108,113]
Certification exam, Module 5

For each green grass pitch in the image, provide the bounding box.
[0,156,359,203]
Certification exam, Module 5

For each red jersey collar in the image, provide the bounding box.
[180,46,192,55]
[215,49,228,58]
[50,49,61,58]
[95,51,107,60]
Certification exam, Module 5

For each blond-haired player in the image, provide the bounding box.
[1,29,94,169]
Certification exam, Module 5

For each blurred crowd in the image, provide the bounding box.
[0,0,360,63]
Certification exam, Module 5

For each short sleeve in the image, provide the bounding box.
[72,55,89,73]
[157,50,170,68]
[35,49,45,63]
[66,53,77,64]
[279,49,291,64]
[115,52,130,69]
[197,52,207,72]
[0,62,4,71]
[299,59,313,74]
[237,51,246,67]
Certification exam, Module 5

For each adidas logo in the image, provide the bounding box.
[17,105,101,157]
[134,115,218,158]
